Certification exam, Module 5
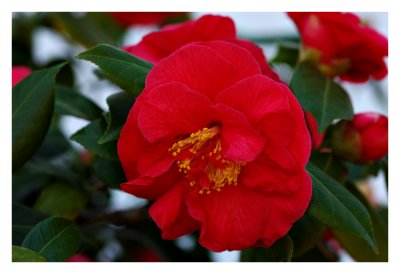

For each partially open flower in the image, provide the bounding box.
[288,12,388,83]
[118,40,312,252]
[123,14,279,81]
[331,113,388,163]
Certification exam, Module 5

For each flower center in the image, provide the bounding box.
[169,127,244,194]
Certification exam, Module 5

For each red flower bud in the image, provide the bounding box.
[331,113,388,163]
[12,66,31,87]
[288,12,388,83]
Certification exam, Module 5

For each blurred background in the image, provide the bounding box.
[12,12,388,262]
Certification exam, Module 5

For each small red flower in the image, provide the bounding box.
[288,12,388,83]
[331,113,388,163]
[123,14,279,81]
[110,12,187,27]
[305,112,326,149]
[12,66,31,87]
[118,40,312,251]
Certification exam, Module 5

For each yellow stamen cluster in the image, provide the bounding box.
[169,127,218,156]
[205,161,243,192]
[169,127,244,194]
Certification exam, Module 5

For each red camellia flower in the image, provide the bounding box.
[118,40,312,251]
[12,66,31,87]
[331,113,388,163]
[123,14,279,81]
[110,12,187,27]
[288,12,388,83]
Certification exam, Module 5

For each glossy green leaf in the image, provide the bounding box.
[271,42,299,68]
[35,124,72,159]
[22,217,80,262]
[12,167,50,202]
[310,152,348,183]
[240,236,293,262]
[34,182,88,220]
[55,85,103,120]
[306,162,377,252]
[333,185,388,261]
[290,62,353,133]
[70,118,118,160]
[12,202,48,245]
[92,156,126,188]
[76,44,153,95]
[12,63,65,171]
[99,91,135,144]
[289,213,325,257]
[12,245,47,262]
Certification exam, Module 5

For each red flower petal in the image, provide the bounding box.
[241,154,300,194]
[185,185,269,252]
[284,91,312,167]
[138,82,213,143]
[110,12,186,27]
[149,182,200,239]
[211,103,265,162]
[117,108,148,180]
[215,75,290,128]
[227,39,280,81]
[360,125,388,161]
[125,15,236,63]
[145,42,261,100]
[259,170,312,247]
[137,142,174,177]
[121,167,180,200]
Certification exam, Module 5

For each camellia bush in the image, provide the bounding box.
[12,12,388,262]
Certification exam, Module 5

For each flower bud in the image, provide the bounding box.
[331,113,388,163]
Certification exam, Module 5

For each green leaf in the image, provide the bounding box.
[12,202,48,245]
[24,157,85,189]
[55,85,103,120]
[333,185,388,262]
[271,42,299,68]
[240,236,293,262]
[92,156,126,188]
[49,12,124,48]
[289,213,325,257]
[34,182,88,220]
[12,63,66,171]
[99,91,135,144]
[35,124,72,159]
[310,152,348,183]
[22,216,80,262]
[290,62,353,133]
[306,162,378,252]
[12,169,50,202]
[70,118,118,160]
[76,44,153,95]
[12,245,47,262]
